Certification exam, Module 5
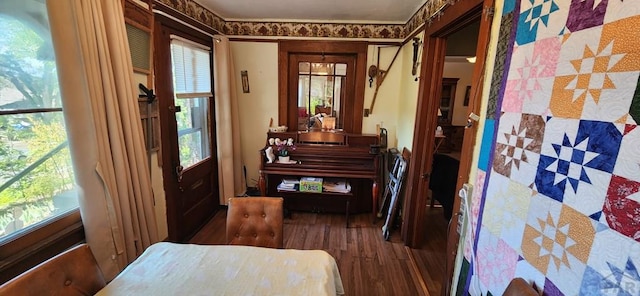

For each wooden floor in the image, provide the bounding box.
[189,210,437,296]
[410,206,449,296]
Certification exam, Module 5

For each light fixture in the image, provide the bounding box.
[466,56,476,63]
[438,108,442,116]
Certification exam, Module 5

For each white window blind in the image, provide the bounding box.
[170,37,212,98]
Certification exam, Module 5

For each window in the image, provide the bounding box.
[278,41,367,133]
[170,37,212,169]
[0,3,81,283]
[0,4,77,241]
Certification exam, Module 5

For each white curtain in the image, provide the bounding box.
[47,0,159,280]
[214,36,246,204]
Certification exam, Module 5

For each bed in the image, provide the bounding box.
[96,242,345,295]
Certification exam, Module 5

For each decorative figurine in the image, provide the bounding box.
[265,146,276,163]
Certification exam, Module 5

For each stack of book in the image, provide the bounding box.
[322,178,351,193]
[277,178,299,192]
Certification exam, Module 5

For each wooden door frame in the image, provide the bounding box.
[278,40,367,133]
[401,0,494,293]
[154,14,219,242]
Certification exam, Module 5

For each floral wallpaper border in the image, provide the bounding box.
[156,0,451,39]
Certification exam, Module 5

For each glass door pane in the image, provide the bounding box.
[174,97,210,169]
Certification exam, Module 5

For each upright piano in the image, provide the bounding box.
[258,131,380,224]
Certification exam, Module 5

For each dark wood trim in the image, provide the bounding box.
[403,0,484,247]
[154,14,219,242]
[277,40,367,133]
[154,15,180,241]
[152,1,219,36]
[401,34,447,247]
[229,37,401,47]
[443,1,494,294]
[422,0,484,37]
[229,38,279,43]
[0,210,84,284]
[401,0,490,294]
[405,246,429,296]
[124,0,153,29]
[0,108,62,116]
[402,24,426,46]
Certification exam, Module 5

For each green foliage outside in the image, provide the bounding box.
[0,16,75,236]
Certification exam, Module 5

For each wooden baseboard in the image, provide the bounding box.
[406,246,431,296]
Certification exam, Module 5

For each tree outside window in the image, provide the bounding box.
[0,13,77,240]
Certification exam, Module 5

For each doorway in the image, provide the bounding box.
[401,0,494,295]
[414,18,481,296]
[154,14,220,242]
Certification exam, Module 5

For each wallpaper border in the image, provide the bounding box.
[155,0,453,39]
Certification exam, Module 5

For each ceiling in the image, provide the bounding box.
[197,0,428,23]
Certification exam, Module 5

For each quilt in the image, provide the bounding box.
[458,0,640,295]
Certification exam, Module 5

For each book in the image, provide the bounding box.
[277,182,298,192]
[281,178,300,184]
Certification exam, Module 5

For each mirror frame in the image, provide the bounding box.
[278,40,367,133]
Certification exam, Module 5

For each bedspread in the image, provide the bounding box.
[96,242,345,295]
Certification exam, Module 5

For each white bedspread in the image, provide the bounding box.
[97,242,345,296]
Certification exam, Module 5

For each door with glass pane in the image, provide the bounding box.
[155,21,218,242]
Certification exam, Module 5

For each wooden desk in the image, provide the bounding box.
[259,131,380,223]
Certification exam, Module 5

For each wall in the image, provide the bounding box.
[396,32,424,152]
[230,40,420,184]
[364,38,422,152]
[230,41,279,187]
[442,61,474,126]
[456,0,640,295]
[363,45,402,149]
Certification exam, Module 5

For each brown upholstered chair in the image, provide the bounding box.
[503,278,538,296]
[0,244,106,295]
[226,197,284,248]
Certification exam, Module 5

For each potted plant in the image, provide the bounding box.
[275,138,296,163]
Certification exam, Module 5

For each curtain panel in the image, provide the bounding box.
[214,36,246,204]
[47,0,159,280]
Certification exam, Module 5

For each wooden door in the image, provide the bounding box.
[154,15,219,242]
[401,0,494,294]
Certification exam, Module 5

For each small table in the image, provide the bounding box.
[434,134,446,153]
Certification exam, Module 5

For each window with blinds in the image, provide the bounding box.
[170,38,212,99]
[169,37,212,169]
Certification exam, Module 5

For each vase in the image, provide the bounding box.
[278,156,290,163]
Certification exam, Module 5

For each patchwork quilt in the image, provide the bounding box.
[458,0,640,295]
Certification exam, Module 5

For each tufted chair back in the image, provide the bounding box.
[0,244,106,295]
[226,197,284,248]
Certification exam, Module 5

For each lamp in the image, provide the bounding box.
[466,56,476,63]
[438,108,442,116]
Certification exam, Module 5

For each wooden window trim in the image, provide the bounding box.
[278,40,367,133]
[0,209,84,284]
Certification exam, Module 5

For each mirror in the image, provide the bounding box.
[279,41,367,133]
[297,62,347,131]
